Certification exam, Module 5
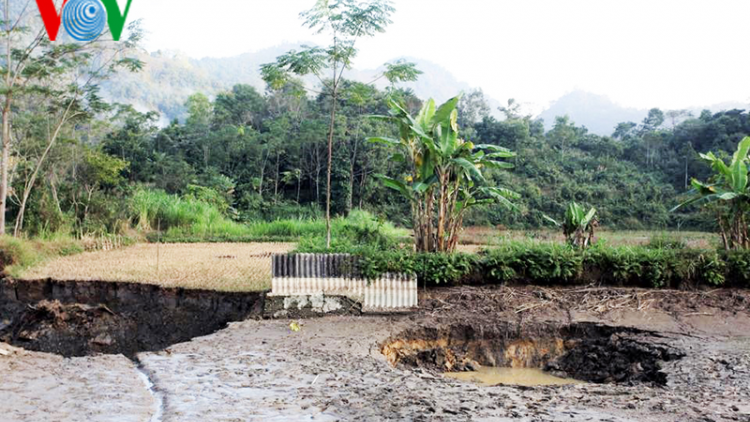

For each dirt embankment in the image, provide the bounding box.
[0,278,265,357]
[382,322,685,385]
[1,281,749,421]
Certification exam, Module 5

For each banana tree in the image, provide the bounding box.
[368,95,518,253]
[544,202,598,249]
[671,136,750,250]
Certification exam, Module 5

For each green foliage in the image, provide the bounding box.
[0,235,84,277]
[724,250,750,286]
[341,242,750,289]
[8,9,750,243]
[647,233,687,250]
[370,95,517,252]
[295,210,408,252]
[131,187,231,234]
[132,191,404,244]
[483,242,583,284]
[672,137,750,250]
[355,250,477,285]
[544,202,598,248]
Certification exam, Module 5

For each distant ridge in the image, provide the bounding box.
[101,48,747,132]
[537,90,748,136]
[537,91,648,136]
[101,46,492,124]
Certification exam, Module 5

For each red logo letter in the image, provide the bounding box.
[36,0,68,41]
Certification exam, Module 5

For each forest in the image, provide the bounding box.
[5,75,748,238]
[2,0,750,245]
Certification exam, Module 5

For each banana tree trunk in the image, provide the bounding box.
[436,173,449,252]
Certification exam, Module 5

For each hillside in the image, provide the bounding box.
[538,91,648,136]
[102,46,489,124]
[538,90,749,136]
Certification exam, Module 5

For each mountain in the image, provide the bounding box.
[100,47,286,125]
[537,90,749,136]
[537,91,648,136]
[103,48,748,133]
[101,46,491,125]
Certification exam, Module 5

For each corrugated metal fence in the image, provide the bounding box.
[271,253,417,309]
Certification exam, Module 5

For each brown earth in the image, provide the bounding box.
[1,281,749,421]
[0,278,264,356]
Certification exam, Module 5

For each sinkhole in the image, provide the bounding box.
[381,322,685,386]
[0,278,264,357]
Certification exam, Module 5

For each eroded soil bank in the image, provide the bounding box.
[382,322,684,385]
[0,278,264,356]
[1,282,750,421]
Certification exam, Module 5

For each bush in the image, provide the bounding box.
[483,242,583,285]
[295,210,408,253]
[338,241,750,289]
[0,235,84,277]
[724,250,750,286]
[356,250,477,285]
[132,187,230,233]
[647,233,687,250]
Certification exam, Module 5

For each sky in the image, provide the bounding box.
[127,0,750,111]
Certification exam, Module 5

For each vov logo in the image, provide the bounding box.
[36,0,133,42]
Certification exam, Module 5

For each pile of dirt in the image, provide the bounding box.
[0,278,264,357]
[382,322,684,385]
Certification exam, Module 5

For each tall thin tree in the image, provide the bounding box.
[261,0,419,248]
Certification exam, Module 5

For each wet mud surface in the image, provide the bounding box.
[1,282,750,421]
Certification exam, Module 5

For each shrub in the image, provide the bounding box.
[295,210,408,253]
[724,250,750,286]
[483,242,583,285]
[355,249,477,286]
[0,235,85,277]
[647,233,687,250]
[339,241,749,289]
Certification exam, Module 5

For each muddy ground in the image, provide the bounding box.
[1,283,750,422]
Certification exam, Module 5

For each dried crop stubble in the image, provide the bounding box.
[18,242,295,292]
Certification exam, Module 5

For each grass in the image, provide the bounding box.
[458,227,718,249]
[0,235,84,278]
[133,188,406,244]
[17,242,295,292]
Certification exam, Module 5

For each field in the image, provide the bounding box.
[11,228,722,291]
[17,242,295,292]
[458,227,719,249]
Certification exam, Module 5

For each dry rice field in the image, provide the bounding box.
[19,243,295,292]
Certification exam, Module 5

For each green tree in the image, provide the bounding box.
[1,0,142,235]
[213,84,267,130]
[370,95,518,252]
[672,137,750,250]
[544,202,598,249]
[261,0,420,248]
[457,89,490,138]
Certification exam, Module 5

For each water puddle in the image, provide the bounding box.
[134,363,164,422]
[444,367,584,387]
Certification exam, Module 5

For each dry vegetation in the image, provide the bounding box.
[18,243,295,292]
[422,285,750,317]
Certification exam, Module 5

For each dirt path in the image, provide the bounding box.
[1,286,750,421]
